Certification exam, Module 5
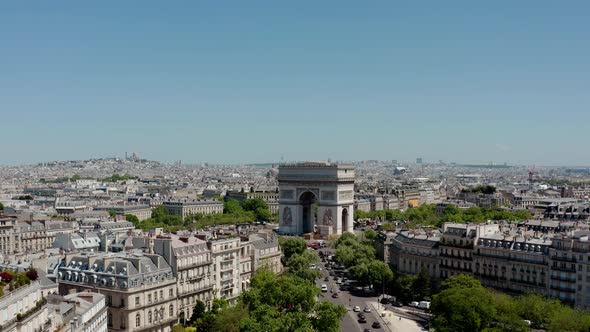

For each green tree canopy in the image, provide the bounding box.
[431,286,496,332]
[279,237,307,261]
[224,199,244,214]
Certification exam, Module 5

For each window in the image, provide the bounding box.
[148,294,152,303]
[154,291,158,301]
[160,290,164,299]
[169,304,174,317]
[106,295,112,306]
[169,288,173,297]
[135,296,140,306]
[121,298,125,308]
[108,313,113,327]
[121,319,126,329]
[135,314,141,327]
[148,311,152,324]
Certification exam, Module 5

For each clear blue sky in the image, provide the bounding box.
[1,1,589,166]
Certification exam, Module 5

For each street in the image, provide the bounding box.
[314,248,427,332]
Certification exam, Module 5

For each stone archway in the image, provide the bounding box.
[299,191,318,233]
[278,162,355,236]
[341,208,349,233]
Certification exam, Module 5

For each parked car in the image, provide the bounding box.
[372,322,381,329]
[418,301,431,310]
[321,285,328,292]
[363,306,372,313]
[353,306,361,312]
[358,316,367,323]
[409,301,419,307]
[391,301,403,307]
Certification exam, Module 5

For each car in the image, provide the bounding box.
[363,306,372,313]
[324,276,329,281]
[336,278,342,284]
[329,271,335,276]
[321,285,328,292]
[372,322,381,328]
[363,329,373,332]
[358,316,367,323]
[409,301,419,307]
[332,292,339,298]
[353,306,361,312]
[391,301,403,307]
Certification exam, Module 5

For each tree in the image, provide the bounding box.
[431,286,496,332]
[188,300,206,325]
[412,268,431,300]
[151,206,169,219]
[279,237,307,261]
[212,304,248,332]
[26,268,38,281]
[125,214,139,225]
[514,293,562,329]
[223,199,243,214]
[364,229,377,241]
[311,301,347,332]
[242,198,269,212]
[286,250,321,282]
[440,274,482,291]
[486,291,529,332]
[255,207,272,221]
[366,260,393,290]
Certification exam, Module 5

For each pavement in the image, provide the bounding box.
[313,248,427,332]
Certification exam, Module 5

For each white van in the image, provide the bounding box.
[418,301,431,310]
[321,284,328,292]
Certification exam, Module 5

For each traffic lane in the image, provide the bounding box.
[317,268,385,331]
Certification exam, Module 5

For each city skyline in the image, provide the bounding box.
[2,1,589,165]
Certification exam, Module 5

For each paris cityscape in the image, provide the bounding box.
[2,2,590,332]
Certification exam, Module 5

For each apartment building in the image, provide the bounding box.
[209,237,241,303]
[162,201,223,219]
[389,229,440,277]
[94,205,152,221]
[0,281,49,332]
[57,252,177,332]
[0,217,77,255]
[48,292,108,332]
[132,234,214,323]
[383,221,590,309]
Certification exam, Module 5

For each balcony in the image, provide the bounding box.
[179,284,214,296]
[222,256,235,262]
[551,265,576,273]
[439,252,472,260]
[178,260,212,271]
[551,255,577,263]
[550,275,577,283]
[551,285,576,293]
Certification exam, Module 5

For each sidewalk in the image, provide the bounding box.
[368,301,423,332]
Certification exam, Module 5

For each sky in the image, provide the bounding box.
[1,1,589,166]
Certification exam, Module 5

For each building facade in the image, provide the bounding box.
[57,252,177,332]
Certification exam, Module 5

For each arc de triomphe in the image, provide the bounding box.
[278,162,354,236]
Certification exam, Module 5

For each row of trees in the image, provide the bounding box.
[126,198,275,231]
[355,204,532,228]
[176,237,346,332]
[430,275,590,332]
[334,231,393,291]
